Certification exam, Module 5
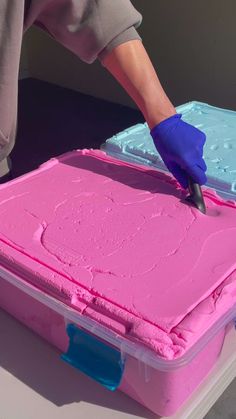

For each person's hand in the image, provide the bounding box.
[150,114,207,189]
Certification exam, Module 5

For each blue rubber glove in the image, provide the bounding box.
[150,114,207,189]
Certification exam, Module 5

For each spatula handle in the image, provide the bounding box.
[188,177,206,214]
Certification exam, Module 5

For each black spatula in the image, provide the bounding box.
[186,177,206,214]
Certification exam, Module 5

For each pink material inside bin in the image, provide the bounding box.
[0,276,227,416]
[0,149,236,415]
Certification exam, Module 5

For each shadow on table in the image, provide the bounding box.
[0,309,157,419]
[13,78,143,178]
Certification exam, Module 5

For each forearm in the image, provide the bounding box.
[101,40,176,129]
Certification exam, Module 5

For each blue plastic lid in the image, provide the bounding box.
[102,101,236,200]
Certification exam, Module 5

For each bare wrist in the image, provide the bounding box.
[143,101,177,129]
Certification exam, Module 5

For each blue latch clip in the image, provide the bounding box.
[61,324,125,391]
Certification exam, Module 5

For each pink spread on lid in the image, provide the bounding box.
[0,149,235,359]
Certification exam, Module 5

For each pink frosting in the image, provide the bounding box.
[0,149,235,359]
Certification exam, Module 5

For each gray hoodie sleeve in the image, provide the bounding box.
[0,1,25,173]
[25,0,142,64]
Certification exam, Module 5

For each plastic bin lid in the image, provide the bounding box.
[102,101,236,200]
[0,149,236,370]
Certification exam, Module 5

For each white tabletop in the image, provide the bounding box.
[0,309,235,419]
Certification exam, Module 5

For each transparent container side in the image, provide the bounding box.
[0,263,235,373]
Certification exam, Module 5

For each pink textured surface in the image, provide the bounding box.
[0,149,236,359]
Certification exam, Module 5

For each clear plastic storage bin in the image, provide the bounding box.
[0,148,235,416]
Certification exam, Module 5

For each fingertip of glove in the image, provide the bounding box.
[200,173,208,186]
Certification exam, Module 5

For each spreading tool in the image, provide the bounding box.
[186,177,206,214]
